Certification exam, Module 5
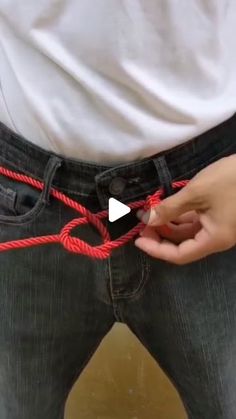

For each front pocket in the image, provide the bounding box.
[0,169,46,225]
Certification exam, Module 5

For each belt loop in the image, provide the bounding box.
[153,155,174,198]
[41,156,63,205]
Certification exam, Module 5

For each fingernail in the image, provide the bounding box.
[134,238,141,248]
[137,209,153,224]
[136,210,145,220]
[145,209,161,225]
[142,212,151,224]
[137,209,160,225]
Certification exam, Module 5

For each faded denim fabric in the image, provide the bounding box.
[0,116,236,419]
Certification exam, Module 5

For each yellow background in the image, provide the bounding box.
[65,323,187,419]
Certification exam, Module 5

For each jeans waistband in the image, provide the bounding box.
[0,116,235,209]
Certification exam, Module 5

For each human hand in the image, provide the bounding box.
[135,154,236,265]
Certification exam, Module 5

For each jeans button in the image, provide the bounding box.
[109,177,126,195]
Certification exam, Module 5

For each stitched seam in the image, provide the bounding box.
[105,219,123,320]
[0,121,108,170]
[165,121,236,166]
[0,156,47,184]
[0,156,59,225]
[51,186,97,198]
[0,194,46,225]
[0,156,98,198]
[172,142,236,182]
[107,256,123,321]
[0,135,233,205]
[112,252,150,300]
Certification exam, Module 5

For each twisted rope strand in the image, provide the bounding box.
[0,165,188,259]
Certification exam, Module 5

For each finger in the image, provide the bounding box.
[140,224,173,238]
[139,225,162,240]
[157,220,202,243]
[135,228,216,264]
[141,183,203,226]
[137,210,199,225]
[171,211,199,224]
[140,219,201,244]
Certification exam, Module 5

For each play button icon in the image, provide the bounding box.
[108,198,131,222]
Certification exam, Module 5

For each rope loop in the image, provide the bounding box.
[0,165,189,258]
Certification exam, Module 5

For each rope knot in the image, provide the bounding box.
[0,165,189,258]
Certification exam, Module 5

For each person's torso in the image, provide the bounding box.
[0,0,236,163]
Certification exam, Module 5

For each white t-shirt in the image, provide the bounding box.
[0,1,235,164]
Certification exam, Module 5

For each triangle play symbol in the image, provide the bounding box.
[108,198,131,222]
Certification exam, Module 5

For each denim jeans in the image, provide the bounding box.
[0,116,236,419]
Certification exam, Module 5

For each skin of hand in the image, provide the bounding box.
[135,154,236,265]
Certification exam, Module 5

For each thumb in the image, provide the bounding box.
[141,183,201,226]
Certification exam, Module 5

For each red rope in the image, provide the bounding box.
[0,165,188,259]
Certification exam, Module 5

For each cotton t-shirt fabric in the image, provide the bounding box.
[0,1,235,164]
